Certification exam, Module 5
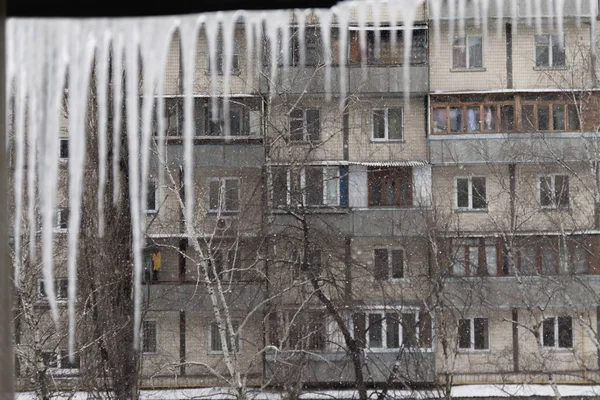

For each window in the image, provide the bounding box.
[39,279,68,301]
[142,320,157,353]
[188,98,261,137]
[452,36,482,69]
[54,207,69,231]
[268,312,326,351]
[372,108,403,141]
[535,34,566,68]
[206,248,242,281]
[374,249,404,280]
[539,175,569,208]
[451,238,498,277]
[456,177,486,210]
[208,178,240,213]
[42,349,80,372]
[210,320,240,353]
[572,240,589,274]
[349,29,428,65]
[164,98,183,136]
[143,250,162,282]
[146,181,157,213]
[542,316,573,349]
[353,311,432,350]
[289,108,320,142]
[458,318,489,350]
[368,167,413,207]
[59,139,69,159]
[292,248,323,280]
[271,166,345,208]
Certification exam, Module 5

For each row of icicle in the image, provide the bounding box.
[5,0,598,360]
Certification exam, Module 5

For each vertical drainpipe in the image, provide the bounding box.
[0,0,13,397]
[506,23,513,89]
[343,47,351,301]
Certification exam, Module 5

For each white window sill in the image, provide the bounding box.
[533,66,568,71]
[541,206,571,212]
[455,208,488,213]
[208,350,242,356]
[145,210,157,215]
[47,369,80,375]
[450,67,486,72]
[541,347,573,353]
[207,210,239,215]
[53,228,68,233]
[370,139,405,143]
[457,348,491,354]
[366,347,432,353]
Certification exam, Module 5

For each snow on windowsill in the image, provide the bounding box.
[450,67,487,73]
[533,66,569,71]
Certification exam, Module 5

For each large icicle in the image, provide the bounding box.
[96,29,110,237]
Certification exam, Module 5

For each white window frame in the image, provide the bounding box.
[208,320,241,355]
[358,308,426,352]
[535,34,566,68]
[455,176,487,211]
[538,174,570,209]
[142,319,158,354]
[371,108,404,141]
[373,248,405,280]
[208,177,240,213]
[452,35,483,69]
[274,166,340,208]
[42,349,80,375]
[541,316,573,349]
[289,108,320,142]
[38,278,69,302]
[53,207,69,232]
[457,317,490,352]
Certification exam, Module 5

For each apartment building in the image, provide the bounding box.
[13,0,600,396]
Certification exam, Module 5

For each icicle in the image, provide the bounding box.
[265,14,284,101]
[372,0,382,62]
[280,12,291,82]
[334,3,350,111]
[124,25,143,351]
[316,10,333,101]
[401,1,418,107]
[111,33,124,206]
[575,0,582,27]
[555,0,565,48]
[388,0,399,63]
[534,0,543,34]
[355,1,368,82]
[295,9,307,68]
[205,16,220,127]
[96,30,110,237]
[222,13,240,137]
[473,0,481,29]
[524,0,533,27]
[546,0,555,32]
[494,0,503,38]
[590,0,597,58]
[244,13,256,86]
[430,0,442,61]
[447,0,457,44]
[457,0,466,38]
[253,14,265,89]
[510,0,518,35]
[481,0,490,43]
[66,24,96,362]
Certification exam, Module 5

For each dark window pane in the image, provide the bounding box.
[374,249,389,280]
[402,313,417,348]
[540,243,557,275]
[574,244,588,274]
[368,314,383,348]
[353,313,366,348]
[225,179,239,211]
[538,105,550,130]
[386,313,400,348]
[209,181,221,210]
[147,181,156,211]
[306,167,324,206]
[60,139,69,158]
[391,249,404,279]
[370,179,382,206]
[472,177,487,209]
[58,279,68,299]
[457,178,469,208]
[552,104,565,130]
[388,109,403,139]
[211,322,222,351]
[552,35,566,67]
[273,168,288,207]
[540,176,553,206]
[433,107,447,133]
[458,319,471,349]
[535,35,550,67]
[373,109,385,139]
[399,172,413,207]
[522,104,535,131]
[306,109,320,141]
[558,316,573,348]
[543,318,555,347]
[143,321,157,353]
[384,179,396,205]
[555,175,569,207]
[419,312,433,348]
[452,36,466,68]
[501,105,514,131]
[466,106,480,132]
[468,36,482,68]
[568,104,580,130]
[474,318,489,349]
[449,107,463,132]
[290,109,304,141]
[59,350,80,369]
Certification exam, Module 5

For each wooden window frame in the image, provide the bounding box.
[457,317,490,351]
[368,167,413,207]
[450,238,499,277]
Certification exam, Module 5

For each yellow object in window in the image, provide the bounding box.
[152,252,161,271]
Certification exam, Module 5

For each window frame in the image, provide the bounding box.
[457,317,490,352]
[450,238,499,277]
[289,107,320,143]
[59,138,69,159]
[54,207,69,232]
[207,177,241,214]
[38,278,69,302]
[538,174,570,209]
[455,176,487,211]
[145,180,158,214]
[371,108,404,141]
[209,320,241,354]
[373,248,405,280]
[142,320,158,354]
[271,165,341,208]
[210,33,240,75]
[535,34,566,68]
[368,167,413,208]
[452,35,483,69]
[268,311,327,351]
[42,349,81,374]
[541,316,573,349]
